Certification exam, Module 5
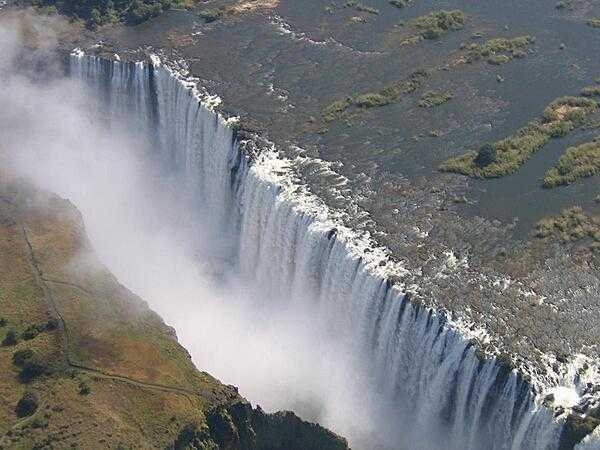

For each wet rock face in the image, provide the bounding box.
[559,410,600,450]
[173,400,350,450]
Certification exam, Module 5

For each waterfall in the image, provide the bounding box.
[69,52,571,450]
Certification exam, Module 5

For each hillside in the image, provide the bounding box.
[0,174,349,450]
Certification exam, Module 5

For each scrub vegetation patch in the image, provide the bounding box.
[440,96,598,178]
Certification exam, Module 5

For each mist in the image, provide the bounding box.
[0,15,389,449]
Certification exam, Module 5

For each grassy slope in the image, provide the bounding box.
[0,178,237,449]
[0,177,350,450]
[0,176,251,448]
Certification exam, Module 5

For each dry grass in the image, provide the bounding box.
[228,0,279,14]
[0,181,234,448]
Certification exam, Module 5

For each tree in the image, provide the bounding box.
[2,330,18,346]
[15,392,38,418]
[474,143,497,167]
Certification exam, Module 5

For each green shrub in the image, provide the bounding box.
[198,8,223,23]
[488,54,511,65]
[582,86,600,97]
[418,90,453,108]
[21,324,41,341]
[546,120,574,137]
[20,320,57,340]
[0,317,6,327]
[556,0,572,9]
[389,0,411,8]
[31,417,49,429]
[474,144,497,167]
[587,18,600,28]
[345,0,379,14]
[322,70,429,122]
[79,381,92,395]
[19,357,50,383]
[411,10,466,40]
[543,138,600,187]
[2,330,18,347]
[535,207,600,245]
[354,93,390,107]
[30,0,193,28]
[16,392,38,418]
[45,318,59,331]
[441,96,598,178]
[464,36,534,63]
[12,349,34,367]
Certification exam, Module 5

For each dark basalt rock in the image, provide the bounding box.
[559,412,600,449]
[171,400,350,450]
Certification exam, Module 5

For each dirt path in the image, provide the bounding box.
[19,224,201,399]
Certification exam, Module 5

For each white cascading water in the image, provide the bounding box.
[69,53,575,450]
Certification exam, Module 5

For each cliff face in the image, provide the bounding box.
[0,176,348,450]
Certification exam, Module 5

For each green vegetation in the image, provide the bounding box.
[345,0,379,14]
[21,319,58,340]
[19,355,51,383]
[0,318,6,327]
[582,86,600,97]
[30,0,196,27]
[78,380,91,395]
[410,10,466,39]
[556,0,572,9]
[488,54,511,65]
[419,90,453,108]
[198,8,224,23]
[322,70,430,123]
[587,18,600,28]
[535,207,600,246]
[474,144,497,167]
[12,349,34,367]
[543,137,600,187]
[462,36,534,64]
[2,329,18,346]
[441,96,598,177]
[389,0,411,8]
[15,392,39,418]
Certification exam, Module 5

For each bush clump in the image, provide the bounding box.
[582,86,600,97]
[30,0,194,28]
[354,93,390,108]
[79,380,92,395]
[587,18,600,28]
[12,349,34,367]
[440,95,598,178]
[474,144,497,167]
[543,137,600,187]
[18,355,50,383]
[16,392,38,418]
[463,36,534,64]
[20,320,59,341]
[389,0,411,8]
[198,8,223,23]
[535,207,600,244]
[322,70,429,122]
[0,317,7,327]
[418,90,453,108]
[2,330,18,346]
[556,0,572,9]
[488,54,511,65]
[411,10,466,39]
[345,0,379,14]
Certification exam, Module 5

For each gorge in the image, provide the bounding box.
[52,52,588,450]
[3,4,600,447]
